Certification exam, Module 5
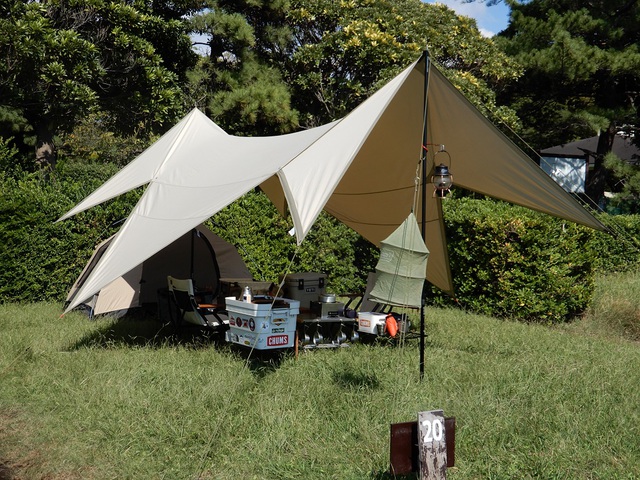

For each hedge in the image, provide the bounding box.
[1,162,638,323]
[427,199,593,322]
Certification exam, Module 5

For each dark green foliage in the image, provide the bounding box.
[285,0,522,127]
[427,198,598,323]
[603,152,640,214]
[589,214,640,274]
[188,2,299,135]
[0,136,23,173]
[0,0,196,169]
[208,189,378,295]
[59,113,153,168]
[0,164,140,304]
[496,0,640,150]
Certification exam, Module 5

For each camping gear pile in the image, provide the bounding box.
[282,272,359,348]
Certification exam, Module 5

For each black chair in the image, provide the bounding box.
[167,276,227,331]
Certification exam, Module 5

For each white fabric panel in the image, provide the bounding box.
[279,61,417,244]
[93,268,141,315]
[57,109,226,221]
[64,121,335,313]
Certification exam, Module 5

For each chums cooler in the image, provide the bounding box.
[225,297,300,350]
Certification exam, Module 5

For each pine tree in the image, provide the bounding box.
[496,0,640,203]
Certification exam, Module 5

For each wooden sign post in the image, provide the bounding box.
[418,410,447,479]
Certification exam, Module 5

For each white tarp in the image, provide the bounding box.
[59,53,605,314]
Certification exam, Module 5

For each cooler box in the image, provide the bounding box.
[282,272,327,309]
[225,297,300,350]
[358,312,387,335]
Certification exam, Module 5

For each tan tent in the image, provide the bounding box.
[66,224,251,316]
[59,52,605,314]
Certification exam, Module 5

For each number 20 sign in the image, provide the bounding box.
[418,410,447,480]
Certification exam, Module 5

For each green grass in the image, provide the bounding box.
[1,271,639,479]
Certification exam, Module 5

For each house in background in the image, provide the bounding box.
[539,134,640,195]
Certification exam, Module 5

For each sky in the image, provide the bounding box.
[423,0,511,37]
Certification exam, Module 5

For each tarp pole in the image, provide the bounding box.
[190,229,195,279]
[420,51,430,381]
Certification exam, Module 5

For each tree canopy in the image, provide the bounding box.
[283,0,522,128]
[187,0,299,135]
[0,0,198,169]
[495,0,640,202]
[186,0,522,133]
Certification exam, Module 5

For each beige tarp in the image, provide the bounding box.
[59,53,604,314]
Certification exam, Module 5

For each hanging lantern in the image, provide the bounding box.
[431,146,453,198]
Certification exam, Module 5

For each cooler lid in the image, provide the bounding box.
[283,272,327,287]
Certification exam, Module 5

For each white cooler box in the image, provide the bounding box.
[357,312,387,335]
[225,297,300,350]
[282,272,327,309]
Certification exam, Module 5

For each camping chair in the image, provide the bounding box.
[167,276,228,331]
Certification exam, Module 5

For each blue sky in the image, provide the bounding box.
[423,0,511,37]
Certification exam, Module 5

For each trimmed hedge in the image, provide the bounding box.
[588,215,640,274]
[0,163,140,304]
[209,189,378,296]
[1,161,638,323]
[426,198,603,323]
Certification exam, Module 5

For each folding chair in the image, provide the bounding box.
[167,276,228,331]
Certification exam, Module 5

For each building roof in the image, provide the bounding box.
[540,134,640,165]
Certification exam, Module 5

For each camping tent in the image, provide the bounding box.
[66,224,251,316]
[58,52,605,315]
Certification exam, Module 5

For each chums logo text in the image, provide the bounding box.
[266,335,289,346]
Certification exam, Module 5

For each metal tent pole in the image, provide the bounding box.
[190,228,196,280]
[420,51,430,381]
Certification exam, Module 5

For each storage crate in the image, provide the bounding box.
[225,297,300,350]
[282,272,327,309]
[357,312,387,335]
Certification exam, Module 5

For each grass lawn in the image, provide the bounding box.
[1,270,639,479]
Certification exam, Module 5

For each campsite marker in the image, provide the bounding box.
[418,410,447,479]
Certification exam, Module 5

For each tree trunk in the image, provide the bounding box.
[35,123,56,174]
[586,122,615,206]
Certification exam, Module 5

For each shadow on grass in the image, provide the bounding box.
[66,308,292,377]
[332,368,381,390]
[67,308,227,351]
[233,347,293,379]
